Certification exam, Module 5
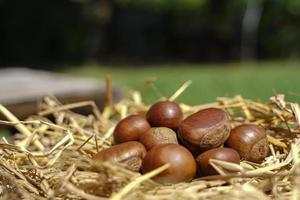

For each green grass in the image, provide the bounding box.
[62,60,300,105]
[0,128,12,138]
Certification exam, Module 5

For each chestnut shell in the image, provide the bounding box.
[93,141,147,171]
[113,115,151,143]
[225,124,269,162]
[178,108,231,153]
[139,127,178,150]
[146,101,183,130]
[196,147,240,176]
[141,144,196,184]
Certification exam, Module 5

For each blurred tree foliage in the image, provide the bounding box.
[0,0,299,66]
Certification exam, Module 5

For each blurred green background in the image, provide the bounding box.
[0,0,300,136]
[1,0,300,64]
[64,60,300,105]
[0,0,300,104]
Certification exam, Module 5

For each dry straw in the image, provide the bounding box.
[0,80,300,200]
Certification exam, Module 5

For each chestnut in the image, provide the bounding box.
[93,141,147,171]
[141,144,196,184]
[146,101,183,130]
[196,147,240,176]
[139,127,178,150]
[113,115,151,143]
[225,124,269,163]
[178,108,231,154]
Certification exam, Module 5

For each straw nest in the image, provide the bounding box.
[0,79,300,200]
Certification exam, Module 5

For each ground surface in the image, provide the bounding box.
[63,60,300,105]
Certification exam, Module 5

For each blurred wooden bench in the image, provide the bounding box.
[0,68,122,119]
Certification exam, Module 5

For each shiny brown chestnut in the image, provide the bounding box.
[178,108,231,154]
[139,127,178,150]
[93,141,147,171]
[113,115,151,143]
[196,147,240,176]
[225,124,269,163]
[141,144,196,184]
[146,101,183,130]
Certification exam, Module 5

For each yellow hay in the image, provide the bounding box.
[0,80,299,199]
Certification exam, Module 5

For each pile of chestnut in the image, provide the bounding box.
[93,101,269,184]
